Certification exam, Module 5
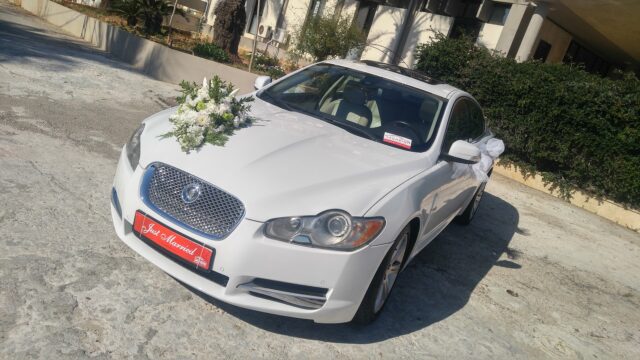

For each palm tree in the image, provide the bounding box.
[112,0,184,33]
[112,0,141,27]
[213,0,247,55]
[138,0,170,34]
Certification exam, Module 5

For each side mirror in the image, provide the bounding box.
[254,76,272,90]
[442,140,481,164]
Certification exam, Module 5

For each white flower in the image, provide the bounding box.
[218,103,230,114]
[186,94,200,108]
[196,113,209,126]
[166,76,253,152]
[206,101,220,113]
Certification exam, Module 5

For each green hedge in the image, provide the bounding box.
[415,34,640,208]
[250,52,286,79]
[193,43,230,63]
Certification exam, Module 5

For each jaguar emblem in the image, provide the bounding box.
[181,183,201,204]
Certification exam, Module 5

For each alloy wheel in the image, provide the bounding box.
[471,182,487,217]
[373,232,408,313]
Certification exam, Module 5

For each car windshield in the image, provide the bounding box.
[258,64,446,152]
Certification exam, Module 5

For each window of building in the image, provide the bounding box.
[248,0,267,35]
[533,40,552,62]
[563,40,612,76]
[487,3,510,25]
[450,1,482,40]
[309,0,325,18]
[369,0,409,8]
[354,1,379,36]
[421,0,447,14]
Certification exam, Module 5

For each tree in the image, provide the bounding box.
[213,0,247,56]
[136,0,184,35]
[112,0,141,27]
[292,14,366,61]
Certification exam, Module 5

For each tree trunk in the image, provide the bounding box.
[213,0,247,55]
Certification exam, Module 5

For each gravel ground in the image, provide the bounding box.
[1,2,639,359]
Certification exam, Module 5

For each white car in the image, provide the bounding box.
[110,60,495,324]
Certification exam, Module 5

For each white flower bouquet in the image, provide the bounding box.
[163,76,254,152]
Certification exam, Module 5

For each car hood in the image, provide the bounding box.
[139,98,430,221]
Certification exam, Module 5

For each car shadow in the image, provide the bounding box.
[178,191,519,344]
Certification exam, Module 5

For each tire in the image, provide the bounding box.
[352,226,410,325]
[456,180,488,225]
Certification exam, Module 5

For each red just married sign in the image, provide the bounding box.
[134,211,213,269]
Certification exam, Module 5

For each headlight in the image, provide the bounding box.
[264,210,385,250]
[125,123,145,169]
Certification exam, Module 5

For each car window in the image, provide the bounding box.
[283,70,334,95]
[259,64,446,152]
[467,100,485,139]
[442,98,484,151]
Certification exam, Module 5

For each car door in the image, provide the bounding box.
[414,98,484,249]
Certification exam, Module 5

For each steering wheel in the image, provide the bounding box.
[391,121,423,141]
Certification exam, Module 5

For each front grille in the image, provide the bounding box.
[141,163,245,239]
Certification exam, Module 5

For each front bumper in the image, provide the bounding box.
[110,149,391,323]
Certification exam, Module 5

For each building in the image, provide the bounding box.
[201,0,640,75]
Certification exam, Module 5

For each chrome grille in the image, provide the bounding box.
[141,163,245,238]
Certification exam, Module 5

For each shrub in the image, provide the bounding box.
[250,52,286,79]
[292,14,366,61]
[415,34,640,208]
[193,43,231,63]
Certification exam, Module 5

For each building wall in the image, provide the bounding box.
[340,0,359,19]
[495,2,531,57]
[477,22,504,51]
[282,0,312,34]
[400,11,455,67]
[360,5,407,63]
[535,19,572,63]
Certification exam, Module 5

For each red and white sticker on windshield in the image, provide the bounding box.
[383,132,412,149]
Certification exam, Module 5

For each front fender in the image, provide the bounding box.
[364,156,443,248]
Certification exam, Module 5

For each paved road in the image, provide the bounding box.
[1,2,640,359]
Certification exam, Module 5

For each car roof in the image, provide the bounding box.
[322,59,461,99]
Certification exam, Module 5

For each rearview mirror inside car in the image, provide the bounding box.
[441,140,481,164]
[254,76,272,90]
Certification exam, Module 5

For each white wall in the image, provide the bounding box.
[340,0,359,19]
[360,5,406,63]
[536,19,572,63]
[400,11,454,67]
[256,0,284,30]
[282,0,312,34]
[477,22,503,51]
[495,2,529,57]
